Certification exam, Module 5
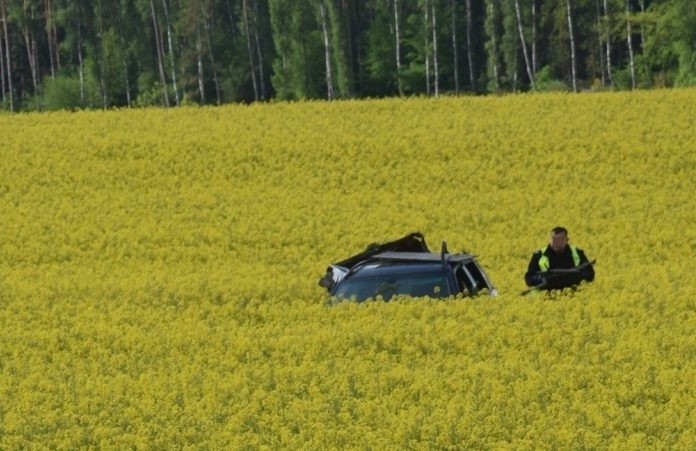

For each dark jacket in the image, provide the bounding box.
[525,245,595,289]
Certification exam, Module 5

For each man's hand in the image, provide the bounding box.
[530,274,547,286]
[522,260,596,295]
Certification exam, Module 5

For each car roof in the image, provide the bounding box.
[373,251,477,264]
[345,260,447,278]
[343,251,478,279]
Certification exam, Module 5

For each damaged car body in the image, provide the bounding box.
[319,232,497,302]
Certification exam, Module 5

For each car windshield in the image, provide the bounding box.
[332,271,452,302]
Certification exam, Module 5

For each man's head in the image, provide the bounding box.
[549,226,569,253]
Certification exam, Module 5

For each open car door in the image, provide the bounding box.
[318,232,430,291]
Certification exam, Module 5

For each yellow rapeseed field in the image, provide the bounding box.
[1,90,695,449]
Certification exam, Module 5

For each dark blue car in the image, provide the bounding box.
[319,233,497,302]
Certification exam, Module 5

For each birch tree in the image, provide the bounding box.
[161,0,180,105]
[319,0,334,99]
[1,0,12,110]
[604,0,613,86]
[451,0,459,93]
[423,0,431,95]
[566,0,577,92]
[595,0,606,86]
[464,0,474,91]
[195,16,205,102]
[430,0,438,96]
[514,0,535,90]
[148,0,170,106]
[324,0,351,98]
[0,17,5,105]
[252,0,267,99]
[625,0,635,89]
[15,0,40,95]
[394,0,403,95]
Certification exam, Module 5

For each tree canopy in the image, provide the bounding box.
[0,0,693,111]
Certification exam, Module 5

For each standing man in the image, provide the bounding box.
[525,226,595,291]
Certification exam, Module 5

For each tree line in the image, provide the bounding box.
[0,0,694,112]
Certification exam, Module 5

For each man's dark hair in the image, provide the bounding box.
[551,226,568,235]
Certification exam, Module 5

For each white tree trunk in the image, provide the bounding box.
[567,0,577,92]
[162,0,180,106]
[196,21,205,103]
[595,0,606,86]
[394,0,403,95]
[514,0,535,90]
[150,0,170,106]
[431,1,439,96]
[451,0,459,93]
[424,0,430,96]
[604,0,612,86]
[626,0,636,89]
[465,0,474,90]
[487,0,499,91]
[320,1,334,99]
[0,19,5,104]
[0,0,9,110]
[21,27,39,94]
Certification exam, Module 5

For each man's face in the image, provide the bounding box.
[550,231,568,253]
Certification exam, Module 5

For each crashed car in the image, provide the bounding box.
[319,232,497,302]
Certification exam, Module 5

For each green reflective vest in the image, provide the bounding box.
[538,245,580,272]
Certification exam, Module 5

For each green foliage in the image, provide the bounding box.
[134,82,171,107]
[323,0,352,98]
[3,0,696,109]
[499,0,518,90]
[611,67,635,91]
[535,66,570,92]
[268,1,323,100]
[643,0,696,88]
[41,75,85,111]
[106,28,130,99]
[364,3,398,96]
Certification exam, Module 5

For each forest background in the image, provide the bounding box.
[0,0,694,112]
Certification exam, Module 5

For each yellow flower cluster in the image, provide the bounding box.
[1,90,695,449]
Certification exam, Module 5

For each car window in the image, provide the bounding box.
[455,265,476,295]
[455,261,493,295]
[332,271,452,302]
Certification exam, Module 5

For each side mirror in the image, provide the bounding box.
[318,274,335,291]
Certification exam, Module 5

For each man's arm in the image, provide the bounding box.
[577,248,595,282]
[524,252,544,287]
[543,258,596,289]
